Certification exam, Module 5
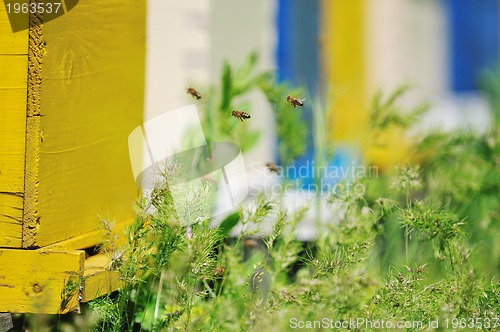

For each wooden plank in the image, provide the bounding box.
[0,192,22,247]
[0,52,27,247]
[81,254,124,302]
[0,2,28,54]
[0,56,28,87]
[0,249,85,314]
[45,218,131,250]
[22,0,145,247]
[0,88,27,192]
[22,8,43,248]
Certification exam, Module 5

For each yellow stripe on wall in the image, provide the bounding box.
[322,0,414,170]
[322,0,367,145]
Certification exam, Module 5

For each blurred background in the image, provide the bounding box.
[146,0,497,175]
[141,0,500,275]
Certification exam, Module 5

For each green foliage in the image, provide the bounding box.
[370,85,430,132]
[200,53,307,164]
[416,113,500,275]
[258,80,308,165]
[88,152,499,331]
[83,83,500,331]
[399,201,464,242]
[217,212,240,236]
[15,60,500,332]
[479,64,500,126]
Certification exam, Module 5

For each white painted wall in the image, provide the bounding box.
[366,0,448,98]
[209,0,277,166]
[145,0,211,120]
[366,0,490,133]
[145,0,276,164]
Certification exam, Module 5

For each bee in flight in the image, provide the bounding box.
[286,95,305,108]
[231,110,251,122]
[243,238,258,249]
[213,266,225,278]
[187,87,202,100]
[265,162,280,174]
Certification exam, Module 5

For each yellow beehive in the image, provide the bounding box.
[0,1,145,313]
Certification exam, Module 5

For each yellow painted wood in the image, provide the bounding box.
[0,192,23,247]
[22,1,145,247]
[45,218,131,250]
[82,254,124,302]
[0,249,85,314]
[22,10,43,247]
[0,1,144,313]
[0,34,27,246]
[0,3,28,54]
[0,87,26,247]
[0,56,28,87]
[0,88,27,192]
[323,0,367,144]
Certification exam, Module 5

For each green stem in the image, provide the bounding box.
[153,269,166,323]
[447,241,455,272]
[405,227,409,266]
[313,97,326,232]
[405,190,410,266]
[203,279,217,298]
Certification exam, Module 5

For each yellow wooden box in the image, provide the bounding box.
[0,1,144,313]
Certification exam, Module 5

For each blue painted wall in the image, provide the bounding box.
[277,0,320,187]
[447,0,499,92]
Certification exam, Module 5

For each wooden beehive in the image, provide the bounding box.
[0,1,145,313]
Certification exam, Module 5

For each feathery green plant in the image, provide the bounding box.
[199,53,307,165]
[83,82,500,331]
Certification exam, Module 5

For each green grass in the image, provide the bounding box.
[84,78,500,331]
[14,63,500,331]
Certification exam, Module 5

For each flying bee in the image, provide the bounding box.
[231,110,251,122]
[286,95,305,108]
[243,238,258,249]
[186,87,202,100]
[265,162,280,174]
[213,266,225,278]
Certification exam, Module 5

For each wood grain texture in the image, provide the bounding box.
[0,85,26,247]
[0,3,28,54]
[22,4,43,247]
[0,5,27,247]
[45,218,131,250]
[81,254,124,303]
[0,192,23,247]
[0,88,27,192]
[23,0,145,247]
[0,248,85,314]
